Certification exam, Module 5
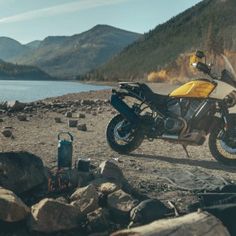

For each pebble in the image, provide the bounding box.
[2,129,12,138]
[77,123,87,131]
[68,119,78,128]
[17,114,27,121]
[65,111,72,118]
[54,117,62,123]
[78,113,86,118]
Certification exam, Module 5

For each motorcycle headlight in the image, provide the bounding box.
[224,91,236,108]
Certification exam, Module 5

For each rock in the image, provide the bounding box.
[29,198,81,233]
[54,117,62,123]
[90,178,109,187]
[92,111,97,116]
[0,152,47,194]
[17,114,27,121]
[86,110,91,114]
[23,106,33,113]
[0,118,4,122]
[0,101,7,109]
[68,119,78,127]
[7,100,26,111]
[99,161,124,182]
[87,208,110,233]
[2,129,12,138]
[55,197,69,204]
[129,199,171,227]
[77,171,94,187]
[78,113,86,118]
[77,123,87,131]
[107,189,138,223]
[112,211,230,236]
[0,187,30,222]
[70,184,99,216]
[97,107,103,114]
[99,182,120,195]
[65,111,73,118]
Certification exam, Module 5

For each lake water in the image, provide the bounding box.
[0,80,111,102]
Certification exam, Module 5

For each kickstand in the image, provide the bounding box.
[182,145,190,158]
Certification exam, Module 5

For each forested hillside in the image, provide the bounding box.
[84,0,236,82]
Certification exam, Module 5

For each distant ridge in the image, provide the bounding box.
[0,37,29,61]
[2,25,141,79]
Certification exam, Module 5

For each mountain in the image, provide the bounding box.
[0,59,54,80]
[0,37,29,61]
[85,0,236,82]
[26,40,41,50]
[10,25,141,78]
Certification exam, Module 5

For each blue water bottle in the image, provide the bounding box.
[57,132,73,170]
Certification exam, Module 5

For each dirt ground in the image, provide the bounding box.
[1,83,236,212]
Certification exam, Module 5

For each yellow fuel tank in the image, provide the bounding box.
[170,80,216,98]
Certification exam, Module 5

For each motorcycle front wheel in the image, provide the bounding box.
[209,116,236,166]
[106,114,144,154]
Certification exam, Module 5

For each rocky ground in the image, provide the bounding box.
[0,84,236,235]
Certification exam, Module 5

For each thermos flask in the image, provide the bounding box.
[57,132,73,170]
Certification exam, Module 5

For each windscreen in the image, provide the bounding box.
[222,54,236,82]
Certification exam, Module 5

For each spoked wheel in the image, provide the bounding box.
[209,118,236,166]
[106,114,144,154]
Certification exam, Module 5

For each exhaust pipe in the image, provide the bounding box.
[110,94,140,124]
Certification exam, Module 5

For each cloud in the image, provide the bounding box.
[0,0,127,24]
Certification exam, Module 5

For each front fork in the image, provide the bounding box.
[218,102,234,140]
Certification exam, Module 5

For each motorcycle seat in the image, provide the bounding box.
[140,84,170,104]
[139,84,170,110]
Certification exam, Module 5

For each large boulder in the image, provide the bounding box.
[0,187,30,222]
[112,211,230,236]
[28,198,81,233]
[99,161,124,182]
[107,189,138,223]
[70,184,99,216]
[87,208,110,233]
[129,199,171,227]
[0,152,46,194]
[99,182,120,195]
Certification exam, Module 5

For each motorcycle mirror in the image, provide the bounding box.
[195,50,205,59]
[196,62,210,74]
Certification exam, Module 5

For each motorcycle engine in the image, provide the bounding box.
[165,99,205,134]
[165,100,184,134]
[164,117,185,134]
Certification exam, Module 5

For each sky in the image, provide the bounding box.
[0,0,202,44]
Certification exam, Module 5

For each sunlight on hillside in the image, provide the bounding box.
[147,69,169,82]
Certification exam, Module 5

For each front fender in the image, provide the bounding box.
[209,113,236,134]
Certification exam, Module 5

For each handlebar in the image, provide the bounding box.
[193,61,219,81]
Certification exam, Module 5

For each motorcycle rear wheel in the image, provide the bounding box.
[106,114,144,154]
[209,116,236,166]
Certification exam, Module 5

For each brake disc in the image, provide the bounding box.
[114,121,132,141]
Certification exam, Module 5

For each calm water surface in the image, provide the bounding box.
[0,80,111,102]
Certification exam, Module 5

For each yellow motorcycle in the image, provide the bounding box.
[106,51,236,166]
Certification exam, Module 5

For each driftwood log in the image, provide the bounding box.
[111,211,230,236]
